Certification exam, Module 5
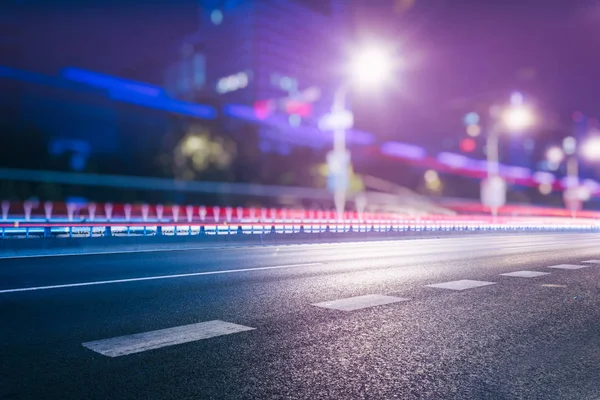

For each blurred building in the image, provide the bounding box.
[165,0,351,150]
[1,0,371,184]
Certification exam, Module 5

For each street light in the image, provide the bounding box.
[501,105,535,131]
[348,46,394,88]
[543,136,600,217]
[581,136,600,162]
[482,99,535,218]
[488,103,535,176]
[327,44,395,219]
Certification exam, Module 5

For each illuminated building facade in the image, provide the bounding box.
[168,0,349,126]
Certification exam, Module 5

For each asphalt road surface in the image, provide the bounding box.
[2,233,600,400]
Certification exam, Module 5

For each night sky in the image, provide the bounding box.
[8,0,600,152]
[352,0,600,146]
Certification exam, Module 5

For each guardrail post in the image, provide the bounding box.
[1,228,4,238]
[174,226,178,236]
[199,226,205,235]
[25,227,29,239]
[127,226,131,236]
[44,227,52,238]
[104,226,112,237]
[299,225,304,233]
[69,227,73,238]
[237,225,243,234]
[156,226,162,236]
[89,227,93,238]
[143,226,147,236]
[325,225,330,233]
[188,226,192,236]
[270,225,276,234]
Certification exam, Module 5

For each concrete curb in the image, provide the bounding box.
[0,229,596,259]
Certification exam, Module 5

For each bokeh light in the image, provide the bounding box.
[546,146,564,164]
[463,112,480,126]
[466,124,481,137]
[211,9,223,25]
[424,169,442,192]
[424,169,438,183]
[581,136,600,161]
[175,130,236,179]
[538,183,552,195]
[562,136,577,155]
[578,186,592,201]
[459,138,476,153]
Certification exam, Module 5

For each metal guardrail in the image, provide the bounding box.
[2,200,599,239]
[1,219,598,239]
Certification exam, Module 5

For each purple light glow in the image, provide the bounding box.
[437,152,468,168]
[533,171,555,184]
[62,68,166,98]
[380,142,426,160]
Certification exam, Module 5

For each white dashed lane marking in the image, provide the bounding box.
[500,271,551,278]
[426,279,496,291]
[312,294,410,311]
[82,320,255,357]
[547,264,589,270]
[582,260,600,264]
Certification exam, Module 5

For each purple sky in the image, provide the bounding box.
[13,2,197,83]
[352,0,600,145]
[11,0,600,151]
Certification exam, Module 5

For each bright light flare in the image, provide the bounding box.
[349,45,394,88]
[501,105,535,131]
[581,136,600,162]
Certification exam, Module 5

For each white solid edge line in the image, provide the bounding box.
[0,239,474,260]
[0,262,324,294]
[0,246,263,260]
[0,232,577,260]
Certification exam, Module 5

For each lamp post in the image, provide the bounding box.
[547,135,600,217]
[330,84,351,220]
[482,96,535,218]
[323,45,395,219]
